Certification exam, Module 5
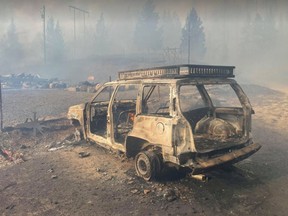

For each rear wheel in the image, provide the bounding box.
[135,151,162,181]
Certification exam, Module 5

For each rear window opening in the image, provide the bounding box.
[179,84,246,152]
[204,84,242,108]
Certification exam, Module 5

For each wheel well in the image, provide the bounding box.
[71,119,80,127]
[125,136,161,158]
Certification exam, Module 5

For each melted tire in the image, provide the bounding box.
[135,151,162,181]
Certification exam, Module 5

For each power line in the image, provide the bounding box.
[69,5,89,57]
[188,16,191,64]
[41,5,46,64]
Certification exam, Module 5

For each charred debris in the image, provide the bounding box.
[0,73,99,92]
[1,73,66,89]
[0,74,99,165]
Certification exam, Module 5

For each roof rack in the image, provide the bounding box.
[118,64,235,80]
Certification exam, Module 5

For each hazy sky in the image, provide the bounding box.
[0,0,288,90]
[0,0,188,39]
[1,0,287,42]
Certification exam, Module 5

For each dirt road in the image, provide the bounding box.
[0,89,287,215]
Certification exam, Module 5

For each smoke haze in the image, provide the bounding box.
[0,0,287,91]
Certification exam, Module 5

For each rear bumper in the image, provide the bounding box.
[190,142,261,174]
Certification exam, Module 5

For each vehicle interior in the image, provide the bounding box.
[90,102,109,137]
[179,83,246,152]
[112,84,138,144]
[90,86,114,137]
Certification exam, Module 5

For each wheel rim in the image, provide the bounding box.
[138,159,148,174]
[135,153,152,180]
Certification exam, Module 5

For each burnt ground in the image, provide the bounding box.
[0,89,288,216]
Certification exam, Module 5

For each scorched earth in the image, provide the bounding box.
[0,87,287,216]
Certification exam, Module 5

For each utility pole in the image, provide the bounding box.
[188,16,191,64]
[0,79,3,131]
[83,12,86,38]
[41,5,46,64]
[69,5,89,57]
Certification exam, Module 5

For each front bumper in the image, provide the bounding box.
[189,142,261,174]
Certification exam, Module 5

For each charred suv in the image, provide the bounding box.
[68,65,261,180]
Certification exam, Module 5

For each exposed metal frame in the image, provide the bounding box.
[118,64,235,80]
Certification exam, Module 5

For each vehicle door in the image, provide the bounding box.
[129,84,175,158]
[86,84,115,146]
[111,84,140,145]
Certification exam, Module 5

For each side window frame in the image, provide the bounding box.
[140,84,172,117]
[178,84,208,113]
[91,84,115,104]
[113,84,140,103]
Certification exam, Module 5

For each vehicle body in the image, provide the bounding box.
[68,64,261,180]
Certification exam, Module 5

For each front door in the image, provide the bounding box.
[87,85,115,145]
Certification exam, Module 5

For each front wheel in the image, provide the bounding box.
[135,151,162,181]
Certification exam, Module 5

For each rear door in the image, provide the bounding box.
[129,84,174,155]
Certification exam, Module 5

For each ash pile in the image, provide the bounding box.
[0,73,67,89]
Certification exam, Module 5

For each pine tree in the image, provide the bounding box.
[180,8,206,63]
[95,13,109,55]
[240,12,276,59]
[161,11,181,48]
[0,18,23,69]
[134,0,162,51]
[46,17,65,64]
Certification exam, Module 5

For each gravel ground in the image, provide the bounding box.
[2,89,94,126]
[0,87,288,216]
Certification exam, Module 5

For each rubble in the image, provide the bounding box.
[96,168,103,172]
[47,168,54,173]
[48,146,65,152]
[66,81,100,93]
[0,73,68,89]
[0,147,12,161]
[0,149,25,165]
[131,189,139,194]
[77,81,98,93]
[0,182,17,193]
[5,204,15,210]
[143,189,151,195]
[49,81,67,89]
[0,115,82,169]
[79,152,90,158]
[3,114,70,138]
[162,188,177,202]
[47,132,81,152]
[20,144,28,149]
[51,175,58,179]
[14,112,46,136]
[189,174,210,182]
[74,129,82,142]
[127,180,134,185]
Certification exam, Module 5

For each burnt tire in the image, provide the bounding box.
[135,151,162,181]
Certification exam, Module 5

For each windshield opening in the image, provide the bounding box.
[179,83,246,150]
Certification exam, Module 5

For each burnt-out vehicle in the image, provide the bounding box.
[68,64,261,180]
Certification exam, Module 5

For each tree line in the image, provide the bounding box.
[0,0,281,73]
